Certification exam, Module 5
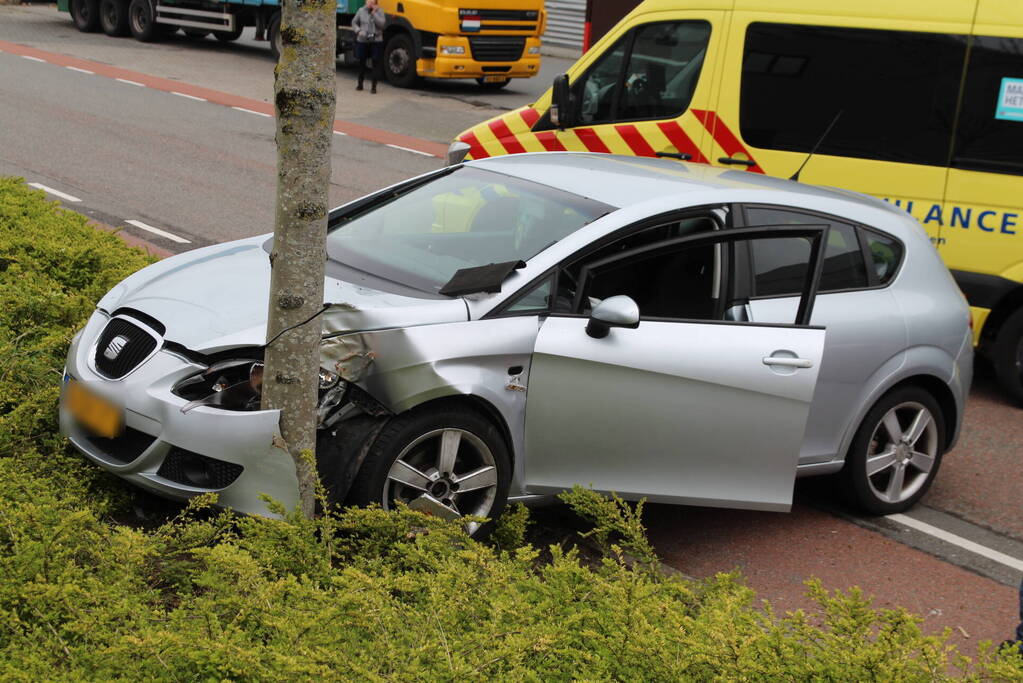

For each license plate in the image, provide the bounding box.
[65,379,122,439]
[483,75,506,83]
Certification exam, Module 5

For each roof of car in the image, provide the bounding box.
[468,152,903,218]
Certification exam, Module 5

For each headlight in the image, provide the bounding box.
[173,359,264,412]
[319,368,340,389]
[528,45,540,54]
[440,45,466,55]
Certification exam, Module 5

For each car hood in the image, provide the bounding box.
[97,236,468,353]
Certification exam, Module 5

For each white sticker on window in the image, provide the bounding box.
[996,77,1023,121]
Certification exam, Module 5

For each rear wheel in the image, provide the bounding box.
[841,386,946,515]
[384,33,419,88]
[127,0,159,41]
[71,0,101,32]
[347,406,511,538]
[993,308,1023,406]
[100,0,130,36]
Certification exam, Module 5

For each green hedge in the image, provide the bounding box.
[2,178,1022,680]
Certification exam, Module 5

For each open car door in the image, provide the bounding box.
[523,226,828,511]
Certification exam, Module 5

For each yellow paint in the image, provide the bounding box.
[970,306,991,345]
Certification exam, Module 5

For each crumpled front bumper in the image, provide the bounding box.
[59,310,299,515]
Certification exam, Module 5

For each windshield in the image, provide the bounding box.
[326,167,613,294]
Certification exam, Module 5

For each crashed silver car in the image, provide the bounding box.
[60,153,972,532]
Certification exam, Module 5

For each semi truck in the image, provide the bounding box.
[58,0,545,89]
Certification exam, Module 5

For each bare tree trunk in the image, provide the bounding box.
[262,0,337,518]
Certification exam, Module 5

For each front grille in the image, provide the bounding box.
[84,427,156,464]
[93,317,160,379]
[468,37,525,62]
[461,9,538,20]
[157,448,244,490]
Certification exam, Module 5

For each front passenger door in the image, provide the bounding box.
[523,227,828,511]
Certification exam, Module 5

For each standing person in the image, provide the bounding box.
[352,0,385,93]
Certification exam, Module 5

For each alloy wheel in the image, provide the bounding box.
[865,401,939,504]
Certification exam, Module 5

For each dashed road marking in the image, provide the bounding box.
[887,513,1023,573]
[232,106,272,117]
[385,143,436,157]
[116,78,145,87]
[125,219,191,244]
[172,91,207,102]
[333,130,348,136]
[67,66,94,75]
[28,182,82,203]
[21,55,45,63]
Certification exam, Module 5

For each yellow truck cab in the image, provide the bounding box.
[452,0,1023,404]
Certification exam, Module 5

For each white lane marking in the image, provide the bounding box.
[116,78,145,87]
[333,130,348,136]
[171,91,206,102]
[232,106,272,117]
[385,143,436,157]
[22,55,46,63]
[67,66,94,74]
[28,182,81,203]
[887,513,1023,573]
[125,219,191,244]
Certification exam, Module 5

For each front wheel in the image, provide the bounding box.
[840,386,946,515]
[384,33,419,88]
[71,0,101,32]
[128,0,158,41]
[992,308,1023,407]
[99,0,130,36]
[347,406,511,537]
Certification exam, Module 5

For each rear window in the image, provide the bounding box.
[739,23,966,167]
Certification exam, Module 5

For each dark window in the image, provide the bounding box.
[746,207,868,294]
[863,230,903,284]
[740,23,966,166]
[953,36,1023,176]
[575,21,711,125]
[750,237,811,298]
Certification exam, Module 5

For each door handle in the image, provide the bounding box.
[718,157,757,167]
[762,356,813,368]
[655,151,692,161]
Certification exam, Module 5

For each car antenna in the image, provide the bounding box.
[789,110,843,182]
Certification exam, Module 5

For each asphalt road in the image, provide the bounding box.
[2,3,1022,652]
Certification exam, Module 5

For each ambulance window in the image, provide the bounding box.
[574,21,711,125]
[953,36,1023,176]
[740,23,966,167]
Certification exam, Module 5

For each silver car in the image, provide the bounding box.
[60,153,972,533]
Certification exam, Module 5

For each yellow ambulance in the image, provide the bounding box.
[451,0,1023,405]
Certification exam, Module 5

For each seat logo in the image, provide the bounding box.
[103,335,129,361]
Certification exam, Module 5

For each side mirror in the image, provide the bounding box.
[445,140,471,167]
[586,295,640,339]
[550,73,573,130]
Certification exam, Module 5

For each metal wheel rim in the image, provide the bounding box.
[383,427,498,535]
[388,46,410,76]
[101,0,115,28]
[129,4,147,33]
[74,0,90,23]
[865,400,938,504]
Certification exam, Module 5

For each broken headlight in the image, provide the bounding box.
[173,360,346,414]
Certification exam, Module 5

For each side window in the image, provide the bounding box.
[746,207,868,293]
[574,21,712,125]
[506,277,553,314]
[740,23,966,166]
[863,230,903,284]
[953,36,1023,176]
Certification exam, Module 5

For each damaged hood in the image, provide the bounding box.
[97,235,468,352]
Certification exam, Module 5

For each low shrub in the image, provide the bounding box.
[1,178,1021,680]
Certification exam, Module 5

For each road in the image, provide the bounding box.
[2,3,1021,653]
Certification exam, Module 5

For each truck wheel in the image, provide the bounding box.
[268,12,282,60]
[100,0,130,37]
[993,308,1023,406]
[215,25,245,42]
[128,0,159,42]
[71,0,101,32]
[384,33,419,88]
[476,77,510,90]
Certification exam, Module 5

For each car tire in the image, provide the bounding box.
[841,386,946,515]
[71,0,101,32]
[267,12,282,60]
[215,25,245,42]
[476,77,510,90]
[347,405,511,538]
[100,0,130,36]
[992,308,1023,407]
[384,33,419,88]
[128,0,159,41]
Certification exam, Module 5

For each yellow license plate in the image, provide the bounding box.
[65,379,122,439]
[483,75,506,83]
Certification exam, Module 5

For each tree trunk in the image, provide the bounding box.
[262,0,337,518]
